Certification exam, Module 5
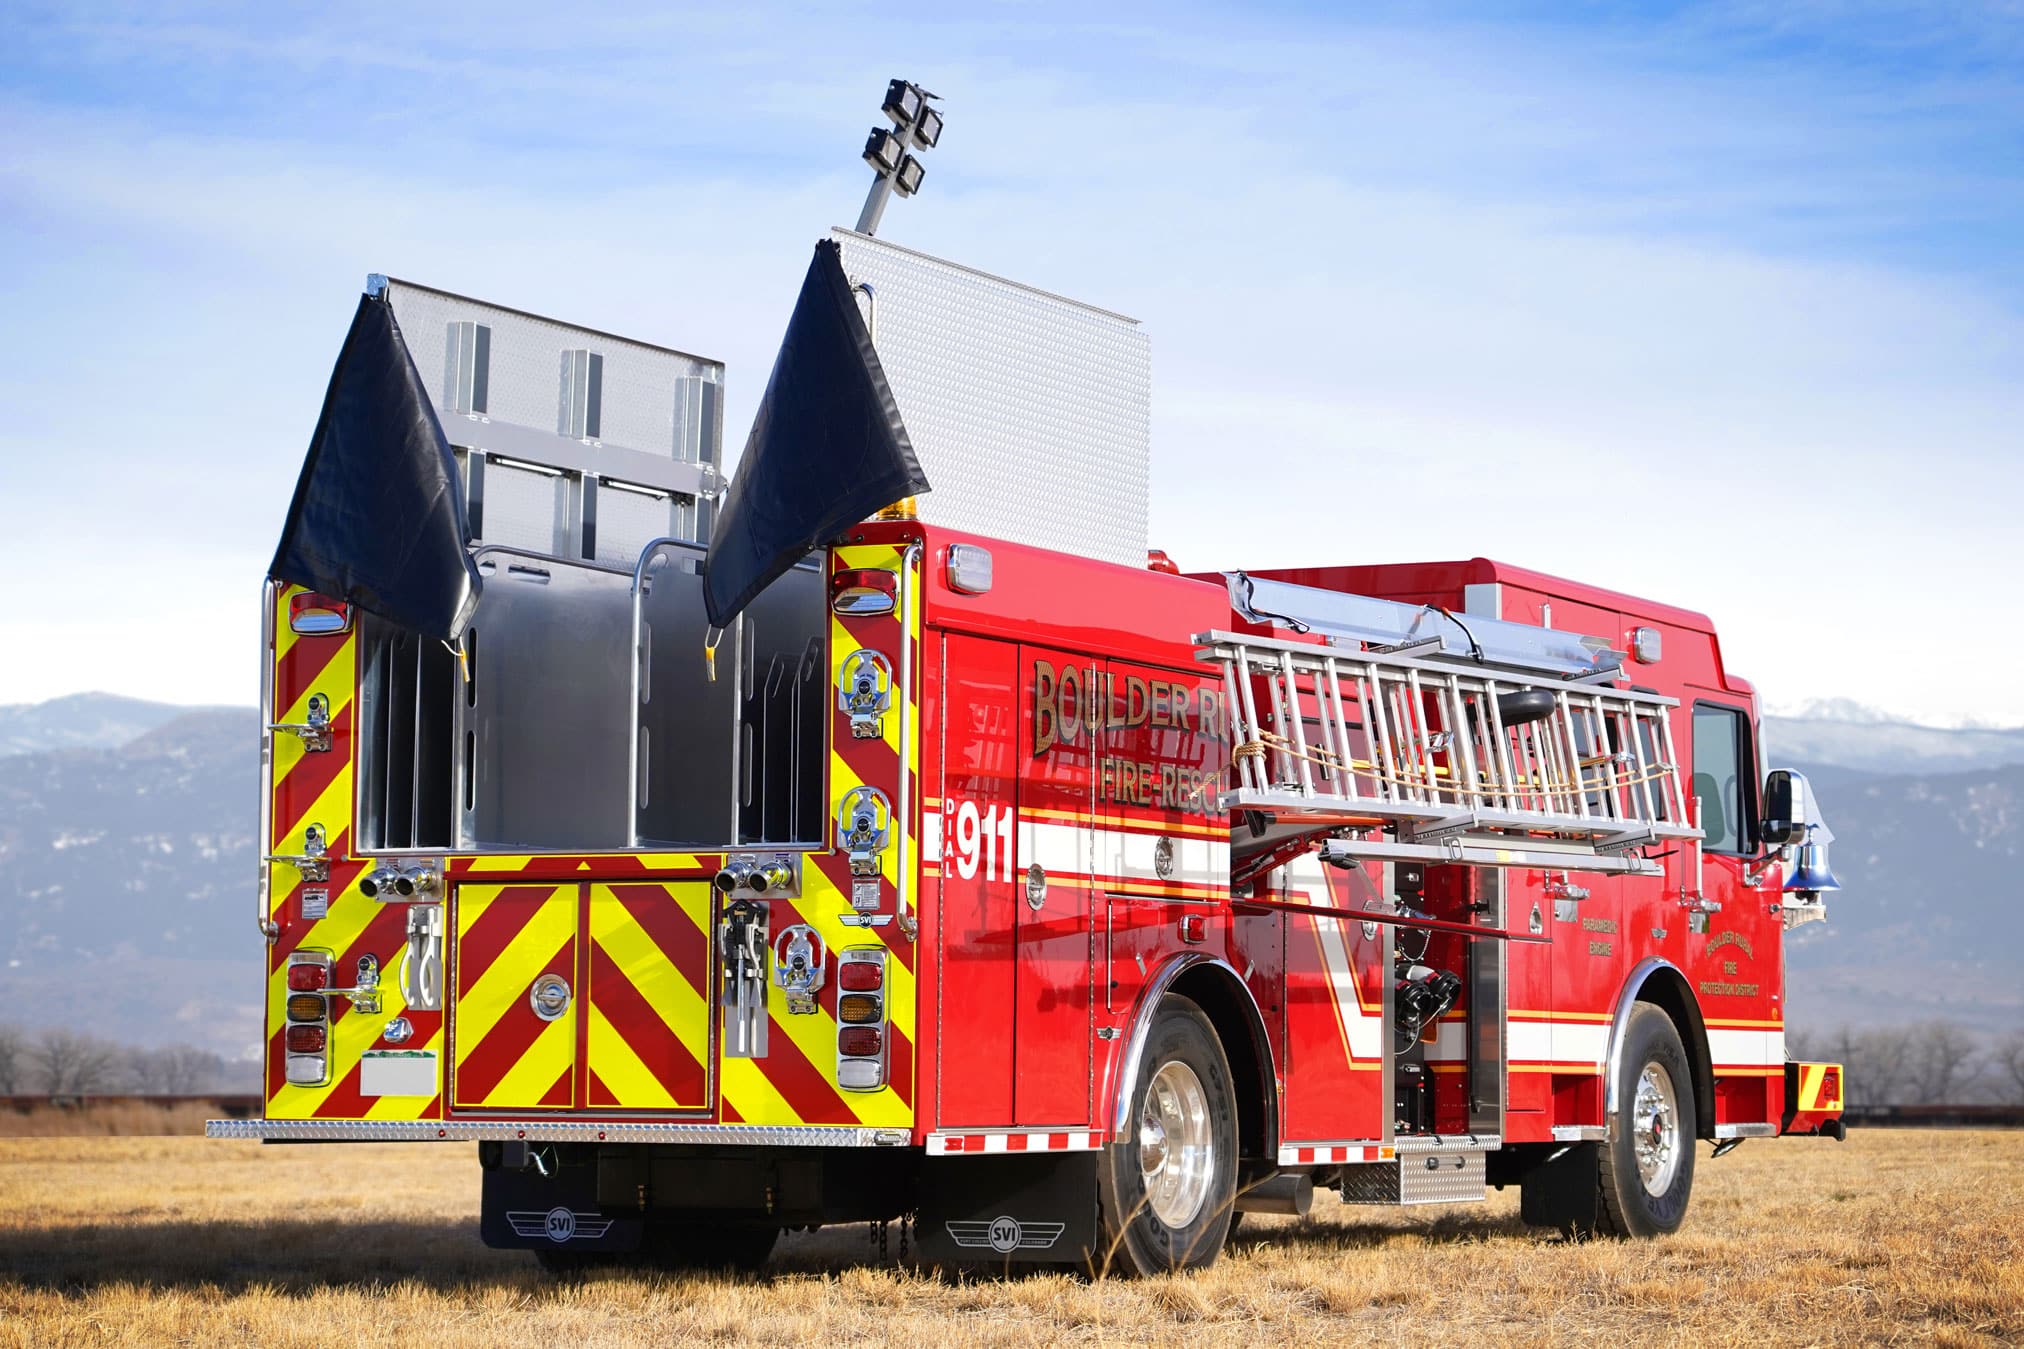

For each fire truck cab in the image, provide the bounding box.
[221,229,1844,1276]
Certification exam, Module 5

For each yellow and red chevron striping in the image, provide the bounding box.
[584,882,713,1111]
[451,885,578,1109]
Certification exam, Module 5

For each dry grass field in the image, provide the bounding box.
[0,1128,2018,1346]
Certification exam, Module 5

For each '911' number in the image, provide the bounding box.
[946,800,1015,882]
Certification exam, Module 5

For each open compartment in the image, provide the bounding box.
[354,541,827,854]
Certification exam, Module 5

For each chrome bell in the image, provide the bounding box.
[1783,827,1841,893]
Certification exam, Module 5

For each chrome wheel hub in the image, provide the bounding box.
[1632,1061,1681,1196]
[1139,1061,1213,1228]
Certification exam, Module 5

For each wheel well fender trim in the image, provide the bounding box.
[1604,957,1716,1140]
[1106,952,1278,1153]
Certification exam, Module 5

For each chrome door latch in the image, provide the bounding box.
[838,649,894,740]
[266,822,330,884]
[772,924,827,1015]
[268,692,333,753]
[838,787,892,878]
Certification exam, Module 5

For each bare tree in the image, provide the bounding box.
[0,1025,25,1094]
[1902,1020,1983,1104]
[1995,1031,2024,1106]
[129,1044,224,1095]
[30,1029,123,1095]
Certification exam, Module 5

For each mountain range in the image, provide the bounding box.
[0,693,2018,1064]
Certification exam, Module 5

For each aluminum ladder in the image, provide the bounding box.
[1197,626,1700,875]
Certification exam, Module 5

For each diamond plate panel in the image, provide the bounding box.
[205,1118,902,1146]
[830,230,1151,566]
[1338,1152,1488,1206]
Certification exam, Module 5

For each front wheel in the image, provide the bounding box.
[1597,1004,1697,1237]
[1095,995,1238,1275]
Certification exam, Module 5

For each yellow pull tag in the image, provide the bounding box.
[704,627,723,683]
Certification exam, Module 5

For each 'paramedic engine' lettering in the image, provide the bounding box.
[1030,660,1223,816]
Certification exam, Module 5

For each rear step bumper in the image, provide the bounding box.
[206,1119,912,1146]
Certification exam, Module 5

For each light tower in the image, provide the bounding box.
[855,79,943,236]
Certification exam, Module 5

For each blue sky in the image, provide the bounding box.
[2,1,2020,723]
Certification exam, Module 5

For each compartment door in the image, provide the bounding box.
[451,883,580,1110]
[585,881,716,1111]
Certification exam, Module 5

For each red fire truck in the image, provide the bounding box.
[219,95,1844,1273]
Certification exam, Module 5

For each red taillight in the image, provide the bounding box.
[288,591,352,635]
[838,961,883,992]
[838,1026,882,1057]
[830,569,897,616]
[285,1025,327,1054]
[287,963,329,992]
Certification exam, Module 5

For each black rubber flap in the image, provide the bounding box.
[269,292,481,642]
[703,239,928,629]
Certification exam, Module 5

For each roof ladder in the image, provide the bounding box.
[1198,627,1701,876]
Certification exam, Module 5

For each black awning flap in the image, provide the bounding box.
[703,239,928,629]
[269,292,481,643]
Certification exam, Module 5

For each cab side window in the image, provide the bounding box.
[1691,704,1754,855]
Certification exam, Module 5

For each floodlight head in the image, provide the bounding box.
[910,104,944,150]
[893,155,925,197]
[882,78,923,127]
[863,127,904,175]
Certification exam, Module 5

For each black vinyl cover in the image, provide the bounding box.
[703,239,928,629]
[269,293,481,643]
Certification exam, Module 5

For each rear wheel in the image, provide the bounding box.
[1095,995,1238,1275]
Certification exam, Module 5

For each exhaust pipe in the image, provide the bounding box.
[1234,1172,1313,1216]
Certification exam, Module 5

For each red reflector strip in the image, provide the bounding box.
[838,961,883,992]
[838,1026,882,1057]
[837,993,882,1024]
[286,963,329,992]
[285,1025,327,1054]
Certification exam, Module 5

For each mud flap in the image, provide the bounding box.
[1518,1141,1603,1232]
[914,1153,1100,1268]
[479,1146,644,1252]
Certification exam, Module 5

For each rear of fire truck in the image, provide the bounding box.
[218,91,1845,1274]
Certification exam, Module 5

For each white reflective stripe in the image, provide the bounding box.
[1105,828,1228,887]
[1508,1019,1609,1065]
[1022,820,1087,874]
[924,1130,1105,1156]
[1286,855,1385,1061]
[922,811,943,863]
[1028,818,1228,888]
[1708,1027,1786,1066]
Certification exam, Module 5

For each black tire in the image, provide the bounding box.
[1095,995,1239,1275]
[1597,1003,1697,1237]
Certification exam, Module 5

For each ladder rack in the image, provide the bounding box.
[1197,628,1700,875]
